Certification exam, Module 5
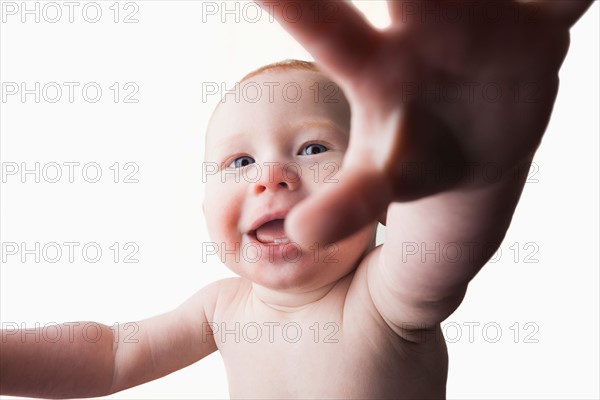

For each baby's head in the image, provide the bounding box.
[204,60,377,294]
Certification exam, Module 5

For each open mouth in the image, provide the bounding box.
[250,219,290,245]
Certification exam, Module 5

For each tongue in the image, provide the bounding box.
[255,219,288,244]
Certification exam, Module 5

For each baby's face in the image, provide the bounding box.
[204,69,376,292]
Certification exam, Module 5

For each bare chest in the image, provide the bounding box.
[212,314,447,399]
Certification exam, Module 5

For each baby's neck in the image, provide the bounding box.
[250,277,347,313]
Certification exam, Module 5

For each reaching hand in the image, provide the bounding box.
[256,0,593,247]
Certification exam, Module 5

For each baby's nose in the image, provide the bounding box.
[252,162,300,194]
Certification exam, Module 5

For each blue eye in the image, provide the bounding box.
[300,144,328,155]
[228,156,255,168]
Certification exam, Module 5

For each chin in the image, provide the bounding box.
[227,248,352,292]
[219,226,375,291]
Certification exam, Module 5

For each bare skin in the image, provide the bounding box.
[201,70,445,399]
[0,0,593,398]
[211,274,447,399]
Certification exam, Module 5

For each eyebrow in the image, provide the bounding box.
[290,119,348,136]
[209,132,247,149]
[209,119,348,150]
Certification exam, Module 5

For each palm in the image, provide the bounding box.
[257,0,593,246]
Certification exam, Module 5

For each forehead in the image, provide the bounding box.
[206,69,350,149]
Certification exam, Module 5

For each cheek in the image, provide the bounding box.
[298,154,344,187]
[204,180,244,243]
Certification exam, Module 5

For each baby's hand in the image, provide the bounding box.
[258,0,593,247]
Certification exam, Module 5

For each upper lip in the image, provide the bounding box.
[246,209,291,235]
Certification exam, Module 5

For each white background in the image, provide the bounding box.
[0,1,598,399]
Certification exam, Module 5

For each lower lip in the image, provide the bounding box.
[244,233,303,262]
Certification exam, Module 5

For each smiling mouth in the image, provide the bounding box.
[250,219,290,245]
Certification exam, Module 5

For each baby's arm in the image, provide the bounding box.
[259,0,593,339]
[0,282,219,398]
[368,159,531,337]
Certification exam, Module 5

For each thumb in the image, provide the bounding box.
[285,168,392,248]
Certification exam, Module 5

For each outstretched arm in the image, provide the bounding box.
[259,0,594,332]
[1,282,220,398]
[370,157,531,333]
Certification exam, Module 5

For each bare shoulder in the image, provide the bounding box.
[110,278,244,393]
[182,277,248,321]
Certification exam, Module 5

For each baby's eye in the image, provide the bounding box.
[300,144,328,156]
[228,156,255,169]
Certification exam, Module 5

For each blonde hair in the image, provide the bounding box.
[206,60,326,136]
[240,59,320,82]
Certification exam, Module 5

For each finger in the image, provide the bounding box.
[517,0,594,27]
[285,168,392,248]
[255,0,380,81]
[387,0,407,23]
[387,0,440,24]
[378,208,388,226]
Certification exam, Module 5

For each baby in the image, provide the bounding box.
[201,61,449,397]
[2,60,450,399]
[1,0,593,398]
